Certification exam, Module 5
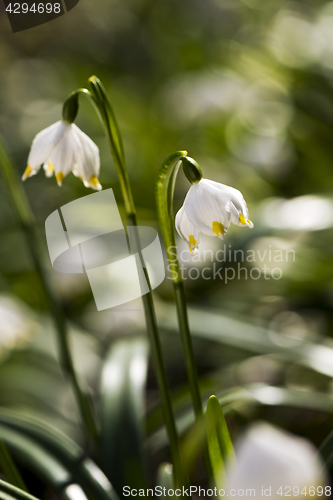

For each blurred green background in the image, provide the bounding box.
[1,0,333,496]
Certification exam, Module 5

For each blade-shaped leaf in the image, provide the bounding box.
[0,426,91,500]
[0,425,71,490]
[205,396,235,489]
[0,438,27,491]
[99,338,148,497]
[147,384,333,454]
[0,410,119,500]
[158,303,333,378]
[0,480,39,500]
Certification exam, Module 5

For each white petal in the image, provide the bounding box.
[72,125,100,177]
[183,179,231,239]
[24,121,102,190]
[49,124,78,177]
[70,125,101,190]
[205,179,245,205]
[43,161,54,178]
[226,422,325,495]
[175,206,201,252]
[205,179,253,228]
[27,121,67,172]
[72,167,80,178]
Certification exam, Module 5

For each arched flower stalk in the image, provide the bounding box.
[155,152,253,480]
[5,76,189,485]
[57,77,188,489]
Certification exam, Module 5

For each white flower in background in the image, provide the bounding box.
[175,178,253,252]
[22,120,101,190]
[0,295,37,356]
[225,422,325,500]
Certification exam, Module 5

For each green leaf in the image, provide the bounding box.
[147,384,333,455]
[99,338,148,497]
[0,480,40,500]
[0,438,27,492]
[205,396,235,489]
[0,410,119,500]
[0,425,105,500]
[158,303,333,378]
[0,425,71,490]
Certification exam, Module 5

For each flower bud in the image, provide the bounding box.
[62,92,79,124]
[181,156,203,184]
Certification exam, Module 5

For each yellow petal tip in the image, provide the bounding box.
[89,175,102,190]
[239,214,246,225]
[239,214,254,227]
[56,172,64,186]
[188,234,198,252]
[22,164,32,180]
[212,221,225,237]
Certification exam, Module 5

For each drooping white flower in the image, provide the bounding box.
[22,120,101,190]
[225,422,325,500]
[175,178,253,252]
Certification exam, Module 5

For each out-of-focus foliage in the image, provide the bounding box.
[1,0,333,496]
[1,0,333,317]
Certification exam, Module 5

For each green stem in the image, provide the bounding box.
[173,282,203,418]
[0,138,98,455]
[0,438,27,491]
[81,77,188,488]
[156,152,213,482]
[128,214,188,487]
[88,78,135,215]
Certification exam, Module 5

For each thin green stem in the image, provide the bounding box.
[128,215,188,488]
[81,77,188,488]
[0,138,98,455]
[88,77,135,215]
[0,438,27,491]
[156,153,213,483]
[173,281,213,482]
[71,82,135,214]
[173,282,203,418]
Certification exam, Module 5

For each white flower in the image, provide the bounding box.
[22,120,101,190]
[175,178,253,252]
[225,422,325,500]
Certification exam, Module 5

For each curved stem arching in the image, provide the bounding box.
[71,77,188,488]
[156,152,213,482]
